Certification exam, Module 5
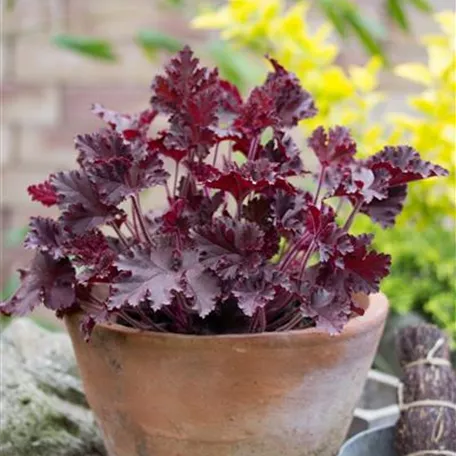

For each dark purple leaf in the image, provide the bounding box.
[183,266,221,317]
[193,217,265,281]
[92,103,156,142]
[233,87,276,137]
[151,46,222,159]
[24,217,65,259]
[51,170,118,233]
[75,128,132,166]
[367,145,448,187]
[301,287,351,334]
[328,164,389,204]
[151,46,219,116]
[232,269,282,316]
[360,185,408,228]
[262,132,306,176]
[308,126,356,167]
[0,252,75,316]
[273,190,313,238]
[264,57,317,128]
[88,154,168,206]
[342,237,391,294]
[108,245,183,310]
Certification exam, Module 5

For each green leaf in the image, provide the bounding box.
[136,30,183,60]
[318,0,349,38]
[208,41,262,90]
[52,35,117,61]
[344,9,387,62]
[163,0,184,6]
[386,0,409,31]
[408,0,433,13]
[5,225,28,248]
[317,0,387,59]
[5,0,16,11]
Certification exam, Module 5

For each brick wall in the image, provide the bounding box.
[0,0,453,290]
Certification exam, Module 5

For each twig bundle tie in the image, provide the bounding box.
[394,326,456,456]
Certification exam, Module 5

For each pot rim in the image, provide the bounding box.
[68,293,388,347]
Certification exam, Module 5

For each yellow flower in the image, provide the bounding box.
[390,11,455,226]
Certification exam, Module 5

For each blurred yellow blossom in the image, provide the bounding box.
[390,11,455,227]
[193,0,385,150]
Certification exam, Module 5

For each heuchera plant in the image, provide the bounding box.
[1,48,448,338]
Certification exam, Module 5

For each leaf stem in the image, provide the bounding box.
[314,166,326,205]
[335,197,345,217]
[109,222,130,249]
[343,199,363,231]
[299,239,316,280]
[118,309,149,330]
[125,220,140,241]
[276,310,303,332]
[131,195,153,245]
[247,135,259,161]
[136,306,166,332]
[164,182,172,204]
[173,161,179,198]
[280,234,311,271]
[212,142,220,166]
[228,142,233,163]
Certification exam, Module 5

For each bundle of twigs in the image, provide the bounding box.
[395,324,456,456]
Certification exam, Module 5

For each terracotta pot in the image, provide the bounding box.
[65,293,388,456]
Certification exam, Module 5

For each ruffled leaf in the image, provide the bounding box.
[308,126,356,167]
[108,246,183,310]
[366,145,449,187]
[24,217,66,259]
[183,266,221,317]
[51,170,119,233]
[0,252,75,316]
[27,180,58,207]
[75,128,132,166]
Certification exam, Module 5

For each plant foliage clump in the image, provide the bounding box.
[0,48,447,338]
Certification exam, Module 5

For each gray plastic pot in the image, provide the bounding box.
[339,425,395,456]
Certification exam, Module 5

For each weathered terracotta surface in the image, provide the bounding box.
[65,293,388,456]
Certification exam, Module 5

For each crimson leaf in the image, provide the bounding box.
[69,230,118,282]
[27,180,58,207]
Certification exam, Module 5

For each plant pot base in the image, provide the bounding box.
[65,293,389,456]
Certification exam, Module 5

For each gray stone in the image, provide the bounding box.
[0,319,106,456]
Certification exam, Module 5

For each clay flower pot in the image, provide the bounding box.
[65,293,388,456]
